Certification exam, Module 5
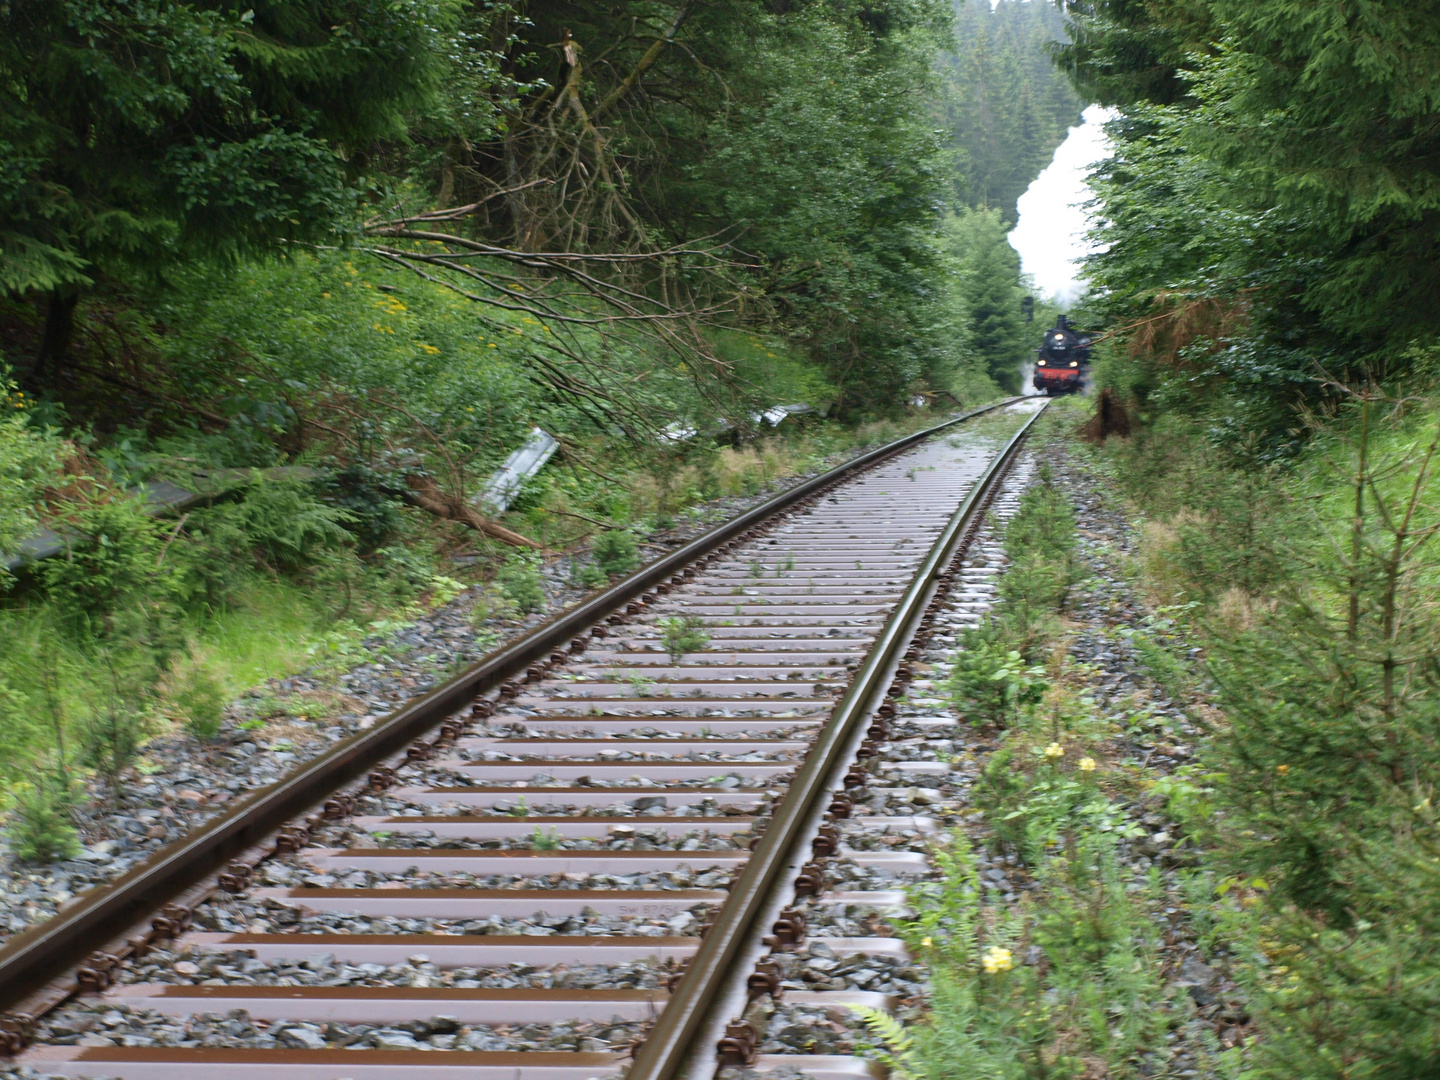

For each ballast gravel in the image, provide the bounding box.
[29,998,649,1052]
[110,944,681,990]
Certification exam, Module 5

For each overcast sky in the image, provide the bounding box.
[1007,104,1114,306]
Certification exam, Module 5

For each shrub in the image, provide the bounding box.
[945,630,1046,726]
[226,478,355,572]
[169,664,226,741]
[8,771,80,862]
[325,464,406,553]
[497,552,545,614]
[592,529,640,579]
[573,561,609,589]
[0,377,67,574]
[1191,405,1440,1078]
[40,496,185,783]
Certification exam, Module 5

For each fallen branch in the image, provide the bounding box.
[404,475,541,549]
[593,0,696,118]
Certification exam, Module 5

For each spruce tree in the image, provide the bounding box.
[943,208,1030,391]
[0,0,453,375]
[938,0,1084,221]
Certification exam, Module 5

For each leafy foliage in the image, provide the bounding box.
[1196,403,1440,1077]
[1073,0,1440,437]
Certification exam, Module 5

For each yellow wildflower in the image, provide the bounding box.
[1044,742,1064,761]
[1078,756,1097,772]
[1276,764,1290,776]
[981,946,1013,974]
[921,937,932,948]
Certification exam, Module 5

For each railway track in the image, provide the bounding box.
[1,399,1046,1080]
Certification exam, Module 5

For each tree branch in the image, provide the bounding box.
[404,475,542,549]
[594,0,696,119]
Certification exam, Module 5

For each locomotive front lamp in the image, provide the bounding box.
[1038,360,1046,366]
[1069,361,1079,367]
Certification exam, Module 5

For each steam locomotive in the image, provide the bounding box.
[1032,315,1091,396]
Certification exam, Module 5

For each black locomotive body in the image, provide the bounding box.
[1033,315,1091,396]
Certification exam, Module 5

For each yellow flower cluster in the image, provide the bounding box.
[981,946,1014,974]
[1078,756,1097,772]
[1043,742,1064,761]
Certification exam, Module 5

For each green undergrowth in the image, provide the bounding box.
[946,453,1082,726]
[867,426,1240,1080]
[1078,387,1440,1078]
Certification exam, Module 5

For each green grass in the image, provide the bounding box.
[184,579,339,697]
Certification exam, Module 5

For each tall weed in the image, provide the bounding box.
[897,831,1171,1080]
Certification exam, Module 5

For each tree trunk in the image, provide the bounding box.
[34,288,79,382]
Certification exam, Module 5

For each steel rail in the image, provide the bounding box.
[629,400,1048,1080]
[0,397,1021,1014]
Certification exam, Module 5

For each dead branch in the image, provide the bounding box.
[543,507,621,529]
[1087,289,1256,366]
[594,0,695,118]
[365,179,557,228]
[404,475,541,549]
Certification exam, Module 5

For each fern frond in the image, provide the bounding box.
[851,1006,918,1080]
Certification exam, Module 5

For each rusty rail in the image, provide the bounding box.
[0,398,1021,1017]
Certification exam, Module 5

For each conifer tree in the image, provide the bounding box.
[942,208,1029,392]
[0,0,454,376]
[938,0,1084,221]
